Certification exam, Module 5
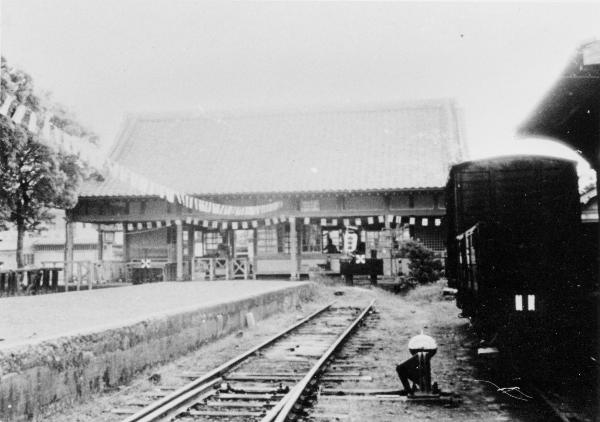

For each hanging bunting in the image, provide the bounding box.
[27,112,38,133]
[146,222,152,229]
[265,218,271,226]
[320,218,326,226]
[304,217,310,225]
[11,105,27,124]
[343,218,350,226]
[332,219,338,226]
[252,220,258,228]
[367,216,374,225]
[221,221,228,230]
[185,217,192,224]
[156,221,163,228]
[242,221,249,229]
[127,223,134,231]
[136,222,142,230]
[435,218,441,226]
[0,94,15,116]
[0,90,288,218]
[232,222,239,230]
[378,215,385,223]
[202,220,209,228]
[354,218,361,225]
[409,217,416,225]
[422,218,429,226]
[211,221,219,229]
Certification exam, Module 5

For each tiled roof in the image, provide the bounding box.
[79,176,151,197]
[84,99,466,197]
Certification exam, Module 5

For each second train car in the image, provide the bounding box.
[445,155,594,375]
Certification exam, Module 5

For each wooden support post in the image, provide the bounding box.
[176,220,183,281]
[123,223,130,262]
[76,263,82,291]
[64,218,75,291]
[289,217,299,280]
[88,261,93,290]
[252,228,258,280]
[97,225,104,261]
[209,258,215,281]
[189,228,195,281]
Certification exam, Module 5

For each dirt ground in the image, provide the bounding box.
[43,280,569,422]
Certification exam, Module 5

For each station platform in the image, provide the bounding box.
[0,280,314,421]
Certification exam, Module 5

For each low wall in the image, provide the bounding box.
[0,283,315,421]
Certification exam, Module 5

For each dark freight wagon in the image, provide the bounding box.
[445,155,594,375]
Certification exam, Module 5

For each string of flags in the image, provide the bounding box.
[0,92,283,216]
[118,215,442,233]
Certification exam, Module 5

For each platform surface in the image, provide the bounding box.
[0,280,308,349]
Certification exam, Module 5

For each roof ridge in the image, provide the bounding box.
[119,98,457,122]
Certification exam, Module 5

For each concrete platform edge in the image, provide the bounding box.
[0,282,316,421]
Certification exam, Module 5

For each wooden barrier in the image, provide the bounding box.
[192,257,250,280]
[0,267,63,296]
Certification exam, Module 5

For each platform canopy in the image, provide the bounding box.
[519,41,600,170]
[81,99,466,197]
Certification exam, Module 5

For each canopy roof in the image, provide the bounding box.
[82,99,466,197]
[519,41,600,169]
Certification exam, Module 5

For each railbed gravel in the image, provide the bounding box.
[43,281,564,422]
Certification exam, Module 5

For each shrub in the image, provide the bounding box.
[399,240,443,284]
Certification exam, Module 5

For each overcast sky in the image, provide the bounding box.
[1,1,598,181]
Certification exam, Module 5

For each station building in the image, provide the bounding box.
[74,100,466,280]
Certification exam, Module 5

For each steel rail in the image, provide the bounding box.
[260,299,376,422]
[121,301,336,422]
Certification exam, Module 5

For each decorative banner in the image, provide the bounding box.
[221,221,228,230]
[0,94,15,115]
[409,217,416,225]
[343,218,350,226]
[127,223,134,231]
[232,222,239,230]
[11,105,27,124]
[304,217,310,224]
[422,218,429,226]
[435,218,441,226]
[137,222,143,230]
[185,217,192,224]
[202,220,209,228]
[156,221,162,228]
[320,218,326,226]
[211,221,219,229]
[146,222,152,229]
[251,220,258,228]
[265,218,271,226]
[0,93,285,217]
[378,215,385,223]
[367,216,374,225]
[354,218,361,225]
[242,221,248,229]
[332,219,338,226]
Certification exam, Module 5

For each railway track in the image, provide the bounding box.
[115,300,375,422]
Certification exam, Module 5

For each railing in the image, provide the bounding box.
[43,260,129,289]
[192,257,251,280]
[0,267,63,296]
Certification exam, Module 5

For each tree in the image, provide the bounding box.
[399,239,443,284]
[0,57,91,268]
[0,117,81,267]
